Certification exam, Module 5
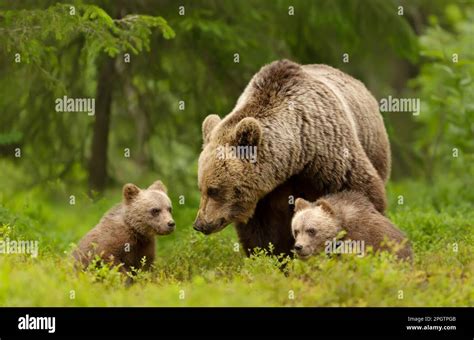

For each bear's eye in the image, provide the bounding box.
[307,228,316,236]
[167,206,172,213]
[150,208,161,216]
[294,230,299,237]
[207,187,219,198]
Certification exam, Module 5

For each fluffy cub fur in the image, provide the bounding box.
[73,180,175,272]
[292,191,412,260]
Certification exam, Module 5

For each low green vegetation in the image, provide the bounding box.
[0,1,472,307]
[0,164,472,307]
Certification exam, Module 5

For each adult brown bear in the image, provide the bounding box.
[193,60,391,256]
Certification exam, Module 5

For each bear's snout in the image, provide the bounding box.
[167,220,176,231]
[193,219,211,234]
[294,243,312,259]
[193,217,227,235]
[193,218,204,232]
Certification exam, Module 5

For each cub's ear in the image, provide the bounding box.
[294,198,312,212]
[123,183,140,204]
[316,199,334,215]
[234,117,262,147]
[148,180,167,193]
[202,114,221,144]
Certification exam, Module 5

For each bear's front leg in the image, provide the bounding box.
[234,179,295,256]
[235,176,322,256]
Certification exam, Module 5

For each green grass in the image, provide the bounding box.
[0,165,473,306]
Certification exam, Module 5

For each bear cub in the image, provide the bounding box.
[73,180,175,272]
[291,191,412,261]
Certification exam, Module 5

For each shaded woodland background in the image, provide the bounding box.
[0,0,473,307]
[0,0,472,199]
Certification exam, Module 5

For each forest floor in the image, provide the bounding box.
[0,166,473,306]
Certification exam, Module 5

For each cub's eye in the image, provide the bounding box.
[150,208,161,216]
[207,187,219,198]
[168,206,172,213]
[307,228,316,236]
[294,230,299,237]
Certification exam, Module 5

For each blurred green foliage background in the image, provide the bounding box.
[0,0,472,195]
[0,0,472,306]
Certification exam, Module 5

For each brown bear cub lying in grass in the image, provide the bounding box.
[73,180,175,273]
[291,191,412,261]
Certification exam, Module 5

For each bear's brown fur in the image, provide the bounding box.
[73,180,175,272]
[292,191,412,261]
[194,59,391,256]
[234,175,322,256]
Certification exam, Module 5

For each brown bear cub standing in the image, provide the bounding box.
[73,180,175,272]
[291,191,412,261]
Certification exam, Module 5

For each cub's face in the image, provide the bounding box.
[123,181,175,236]
[291,198,340,259]
[194,115,264,235]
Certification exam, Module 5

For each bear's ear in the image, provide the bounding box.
[123,183,140,204]
[202,114,221,144]
[316,199,334,216]
[294,198,312,212]
[234,117,262,147]
[148,180,167,193]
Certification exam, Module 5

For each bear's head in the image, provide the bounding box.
[291,198,342,259]
[122,180,175,237]
[194,114,267,234]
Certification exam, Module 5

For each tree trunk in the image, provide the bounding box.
[88,58,115,193]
